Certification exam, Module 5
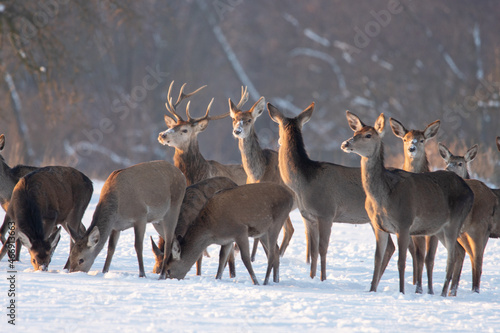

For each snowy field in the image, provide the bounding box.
[2,180,500,332]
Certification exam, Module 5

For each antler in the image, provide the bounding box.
[236,86,249,109]
[165,81,207,122]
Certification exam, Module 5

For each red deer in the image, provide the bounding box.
[267,102,396,281]
[341,111,474,296]
[0,134,39,260]
[158,81,247,276]
[0,166,92,271]
[438,142,499,294]
[164,183,294,285]
[389,118,440,294]
[228,93,295,261]
[151,177,238,278]
[68,161,186,279]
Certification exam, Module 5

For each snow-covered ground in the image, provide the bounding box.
[2,180,500,332]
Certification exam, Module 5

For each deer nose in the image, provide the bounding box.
[409,146,416,153]
[341,140,350,151]
[233,128,242,135]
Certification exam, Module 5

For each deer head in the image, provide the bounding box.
[228,88,267,140]
[390,118,440,160]
[438,143,478,179]
[68,226,101,273]
[158,81,229,151]
[18,226,61,271]
[341,111,386,157]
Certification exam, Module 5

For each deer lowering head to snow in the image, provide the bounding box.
[341,111,474,296]
[438,142,499,294]
[229,92,295,260]
[0,166,93,271]
[151,176,238,278]
[389,118,441,294]
[165,182,294,285]
[267,102,396,281]
[68,161,186,279]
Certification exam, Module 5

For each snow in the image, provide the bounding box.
[2,181,500,332]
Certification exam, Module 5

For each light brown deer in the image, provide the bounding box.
[0,166,92,271]
[164,182,294,285]
[267,102,396,281]
[151,177,238,277]
[389,118,440,294]
[68,160,186,279]
[229,93,295,260]
[158,81,247,275]
[438,142,499,294]
[341,111,474,296]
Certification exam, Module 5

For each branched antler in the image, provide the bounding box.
[165,81,207,122]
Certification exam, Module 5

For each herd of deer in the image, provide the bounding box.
[1,81,499,296]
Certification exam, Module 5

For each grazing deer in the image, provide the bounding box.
[229,92,295,260]
[68,161,186,279]
[267,102,396,281]
[389,118,440,294]
[0,134,39,259]
[438,142,499,294]
[0,166,92,271]
[165,182,294,285]
[151,177,238,277]
[341,111,474,296]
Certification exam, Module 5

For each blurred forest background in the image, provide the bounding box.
[0,0,499,183]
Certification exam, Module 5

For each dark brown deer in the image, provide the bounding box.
[438,142,499,294]
[229,93,295,260]
[389,118,440,294]
[68,160,186,279]
[0,134,39,259]
[267,102,396,281]
[341,111,474,296]
[151,177,238,277]
[164,182,294,285]
[0,166,92,271]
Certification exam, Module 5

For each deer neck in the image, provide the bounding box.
[360,143,391,205]
[239,129,266,182]
[403,155,429,173]
[87,199,117,255]
[173,139,210,185]
[0,162,19,210]
[278,124,318,189]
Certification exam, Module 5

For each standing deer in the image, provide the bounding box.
[389,118,440,294]
[164,182,294,285]
[229,93,295,260]
[438,142,499,294]
[151,177,238,277]
[68,160,186,279]
[0,134,39,259]
[158,81,247,275]
[0,166,92,271]
[267,102,396,281]
[341,111,474,296]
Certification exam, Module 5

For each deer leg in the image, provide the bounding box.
[370,228,389,292]
[306,219,319,280]
[279,216,294,257]
[250,238,260,262]
[196,254,203,275]
[215,244,233,280]
[235,235,259,285]
[227,244,236,278]
[318,219,333,281]
[371,225,394,283]
[302,216,311,264]
[411,235,425,294]
[470,232,488,293]
[450,241,466,297]
[103,230,120,274]
[425,235,438,295]
[14,239,22,261]
[396,231,410,294]
[441,236,459,297]
[134,223,147,278]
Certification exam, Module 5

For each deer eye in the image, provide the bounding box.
[181,129,188,133]
[365,134,372,139]
[32,259,36,264]
[458,163,463,167]
[420,140,424,143]
[247,119,252,123]
[79,259,84,265]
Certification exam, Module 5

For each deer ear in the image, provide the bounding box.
[228,98,239,118]
[171,237,181,261]
[267,103,283,123]
[345,111,364,132]
[0,134,5,151]
[150,236,163,258]
[438,143,452,162]
[49,227,62,249]
[374,113,386,137]
[194,119,209,132]
[87,227,100,248]
[164,114,177,128]
[250,97,266,119]
[68,225,82,243]
[17,231,32,249]
[424,120,440,140]
[389,118,407,139]
[464,144,478,163]
[298,102,314,126]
